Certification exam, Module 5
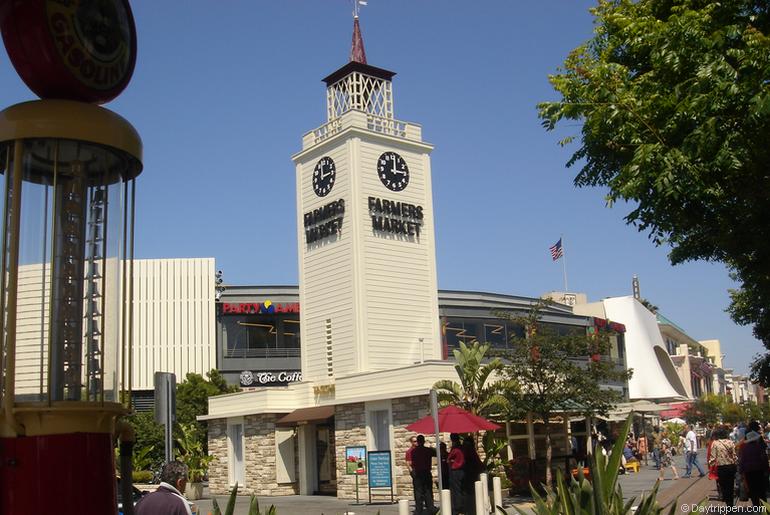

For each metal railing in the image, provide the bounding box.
[224,348,301,359]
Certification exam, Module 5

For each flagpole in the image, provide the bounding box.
[561,234,569,292]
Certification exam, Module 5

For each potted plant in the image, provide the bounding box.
[176,423,213,501]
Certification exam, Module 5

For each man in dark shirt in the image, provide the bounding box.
[135,461,193,515]
[411,435,437,515]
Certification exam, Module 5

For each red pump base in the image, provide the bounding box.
[0,433,116,514]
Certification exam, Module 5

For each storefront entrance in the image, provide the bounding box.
[278,407,336,496]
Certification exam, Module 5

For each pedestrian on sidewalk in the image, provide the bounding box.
[461,436,483,515]
[411,435,438,515]
[708,426,737,507]
[652,427,662,470]
[658,436,679,481]
[135,461,193,515]
[683,425,706,478]
[447,433,465,515]
[739,423,769,506]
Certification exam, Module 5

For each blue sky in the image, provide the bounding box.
[0,1,762,375]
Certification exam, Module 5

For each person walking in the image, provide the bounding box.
[447,433,465,515]
[706,429,720,499]
[739,425,769,506]
[411,435,437,515]
[652,427,662,470]
[708,426,737,507]
[657,434,679,481]
[683,425,706,478]
[135,461,193,515]
[406,435,419,502]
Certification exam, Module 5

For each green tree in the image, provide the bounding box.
[432,340,513,418]
[538,0,770,383]
[722,402,746,425]
[682,394,727,425]
[176,369,239,449]
[496,301,632,485]
[127,411,165,472]
[742,400,764,422]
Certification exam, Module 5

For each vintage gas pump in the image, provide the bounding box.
[0,1,141,513]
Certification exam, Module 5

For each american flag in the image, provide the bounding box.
[550,238,563,261]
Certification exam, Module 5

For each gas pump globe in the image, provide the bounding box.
[0,99,142,513]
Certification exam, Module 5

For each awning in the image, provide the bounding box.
[597,401,664,421]
[629,400,665,413]
[659,401,693,419]
[276,406,334,426]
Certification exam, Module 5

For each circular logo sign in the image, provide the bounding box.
[1,0,137,104]
[240,370,255,386]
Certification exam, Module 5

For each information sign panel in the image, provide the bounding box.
[367,451,392,488]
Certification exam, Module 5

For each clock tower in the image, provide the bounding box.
[292,16,441,383]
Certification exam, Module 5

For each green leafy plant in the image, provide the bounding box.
[432,340,513,418]
[662,422,684,450]
[498,415,688,514]
[133,444,156,472]
[211,484,277,515]
[482,431,508,475]
[175,422,213,482]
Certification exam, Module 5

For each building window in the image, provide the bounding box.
[366,401,392,452]
[444,317,525,353]
[221,313,301,358]
[666,338,677,356]
[371,410,390,451]
[691,374,702,398]
[227,419,245,486]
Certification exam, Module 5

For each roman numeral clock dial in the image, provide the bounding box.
[312,156,336,197]
[377,151,409,192]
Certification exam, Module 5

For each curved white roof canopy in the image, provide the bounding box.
[603,296,688,401]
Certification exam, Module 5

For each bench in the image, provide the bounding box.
[624,461,640,473]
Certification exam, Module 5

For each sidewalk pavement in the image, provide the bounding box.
[149,449,746,515]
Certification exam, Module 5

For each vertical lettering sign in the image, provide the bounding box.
[367,451,392,488]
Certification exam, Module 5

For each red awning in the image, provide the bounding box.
[659,401,692,419]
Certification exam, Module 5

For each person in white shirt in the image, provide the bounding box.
[683,425,706,478]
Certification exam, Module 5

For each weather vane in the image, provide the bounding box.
[353,0,367,18]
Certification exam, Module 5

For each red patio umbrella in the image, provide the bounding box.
[406,405,501,434]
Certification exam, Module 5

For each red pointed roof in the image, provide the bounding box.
[350,16,367,64]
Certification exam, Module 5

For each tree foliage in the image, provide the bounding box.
[126,369,238,475]
[432,340,513,418]
[495,301,632,485]
[127,411,165,472]
[538,0,770,383]
[681,393,729,424]
[681,393,770,424]
[176,369,239,447]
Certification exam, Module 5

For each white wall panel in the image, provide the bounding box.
[131,258,216,390]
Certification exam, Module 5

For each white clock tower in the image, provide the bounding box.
[292,16,441,383]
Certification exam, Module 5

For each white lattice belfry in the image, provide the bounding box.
[327,70,394,120]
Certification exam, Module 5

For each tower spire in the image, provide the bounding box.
[350,13,367,64]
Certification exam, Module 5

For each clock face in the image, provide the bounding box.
[312,156,336,197]
[377,152,409,192]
